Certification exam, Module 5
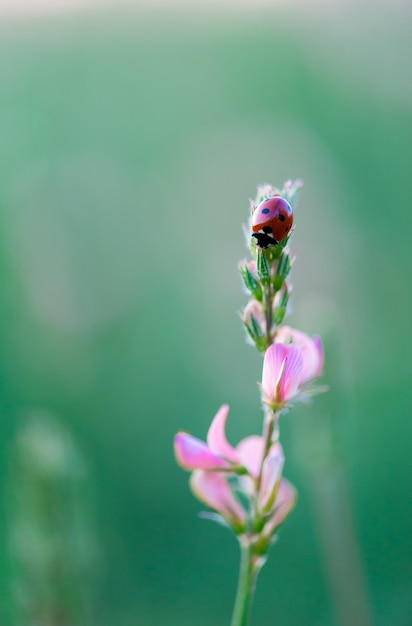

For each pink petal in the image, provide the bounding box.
[276,326,324,383]
[301,336,324,383]
[206,405,239,463]
[258,448,284,512]
[277,344,304,402]
[174,433,229,471]
[190,470,246,526]
[262,343,289,401]
[265,478,296,535]
[236,435,265,478]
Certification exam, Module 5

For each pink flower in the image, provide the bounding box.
[174,405,286,529]
[261,343,304,408]
[190,470,246,529]
[174,405,277,475]
[261,329,324,409]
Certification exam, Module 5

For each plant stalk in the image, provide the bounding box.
[264,279,273,347]
[230,540,259,626]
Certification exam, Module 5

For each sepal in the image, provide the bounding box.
[272,236,290,259]
[257,252,271,285]
[273,289,289,325]
[273,305,287,326]
[240,264,263,301]
[273,253,291,290]
[198,511,231,529]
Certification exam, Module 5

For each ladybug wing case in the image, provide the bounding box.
[252,201,278,232]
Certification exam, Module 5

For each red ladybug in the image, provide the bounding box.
[251,196,293,249]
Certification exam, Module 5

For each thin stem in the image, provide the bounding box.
[264,280,273,347]
[256,415,274,493]
[256,409,279,494]
[230,540,258,626]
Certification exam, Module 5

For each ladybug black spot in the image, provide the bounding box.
[285,226,290,232]
[263,226,273,234]
[277,214,285,222]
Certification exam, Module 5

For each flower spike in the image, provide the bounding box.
[174,179,325,626]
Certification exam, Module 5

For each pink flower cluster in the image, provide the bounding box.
[175,405,295,533]
[174,328,323,532]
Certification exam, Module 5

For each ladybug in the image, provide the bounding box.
[251,196,293,249]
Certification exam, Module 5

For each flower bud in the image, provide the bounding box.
[239,263,263,302]
[242,299,265,340]
[281,178,303,203]
[255,184,280,204]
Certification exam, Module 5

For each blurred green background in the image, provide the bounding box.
[0,2,411,625]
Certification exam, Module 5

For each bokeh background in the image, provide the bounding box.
[0,1,411,625]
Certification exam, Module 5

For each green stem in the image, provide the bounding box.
[256,411,276,494]
[264,280,273,347]
[230,540,258,626]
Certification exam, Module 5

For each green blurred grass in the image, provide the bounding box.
[0,5,411,626]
